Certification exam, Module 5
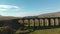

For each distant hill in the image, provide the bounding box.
[24,12,60,18]
[0,15,18,20]
[37,12,60,18]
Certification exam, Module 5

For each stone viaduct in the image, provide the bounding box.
[0,17,60,30]
[13,17,60,28]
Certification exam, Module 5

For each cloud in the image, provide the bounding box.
[0,12,40,17]
[0,5,20,11]
[10,12,41,17]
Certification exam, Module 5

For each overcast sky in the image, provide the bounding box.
[0,0,60,17]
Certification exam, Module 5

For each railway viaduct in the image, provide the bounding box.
[12,17,60,28]
[0,17,60,29]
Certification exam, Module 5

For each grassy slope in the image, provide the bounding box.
[29,28,60,34]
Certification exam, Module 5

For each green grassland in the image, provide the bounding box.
[29,28,60,34]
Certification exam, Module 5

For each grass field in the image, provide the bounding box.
[29,28,60,34]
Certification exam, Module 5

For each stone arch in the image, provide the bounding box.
[18,19,23,24]
[24,19,28,26]
[35,19,39,26]
[45,19,49,26]
[30,19,34,26]
[55,18,59,26]
[40,19,44,26]
[50,18,54,26]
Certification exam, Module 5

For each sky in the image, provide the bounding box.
[0,0,60,17]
